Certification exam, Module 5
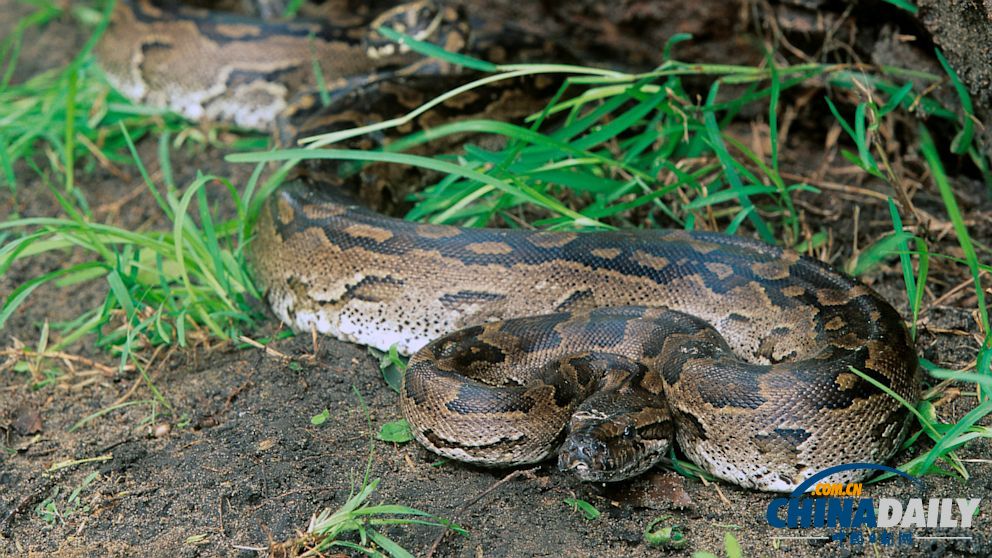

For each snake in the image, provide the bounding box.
[98,0,920,492]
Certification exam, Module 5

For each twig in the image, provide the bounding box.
[77,133,133,184]
[0,347,130,376]
[111,345,172,407]
[697,473,732,506]
[778,171,891,202]
[923,272,988,315]
[238,335,291,360]
[425,468,538,558]
[306,322,319,362]
[218,495,227,538]
[230,544,267,552]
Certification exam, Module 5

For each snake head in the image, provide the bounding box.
[558,431,611,480]
[558,412,672,483]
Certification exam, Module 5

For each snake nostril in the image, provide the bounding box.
[558,437,605,474]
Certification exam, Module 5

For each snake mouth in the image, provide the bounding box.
[558,436,612,481]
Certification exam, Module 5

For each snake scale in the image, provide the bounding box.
[99,0,920,492]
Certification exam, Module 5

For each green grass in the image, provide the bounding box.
[287,476,465,557]
[881,0,918,15]
[272,388,464,557]
[35,471,100,526]
[0,128,264,367]
[235,35,989,248]
[1,1,268,396]
[563,498,601,521]
[643,515,687,549]
[694,532,744,558]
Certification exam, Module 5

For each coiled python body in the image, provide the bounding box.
[100,1,920,492]
[252,182,919,491]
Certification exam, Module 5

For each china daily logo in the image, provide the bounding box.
[766,463,981,547]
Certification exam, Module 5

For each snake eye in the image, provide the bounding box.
[622,423,637,439]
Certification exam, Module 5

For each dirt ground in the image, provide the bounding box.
[916,0,992,154]
[2,1,991,557]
